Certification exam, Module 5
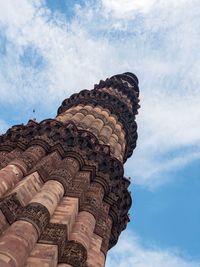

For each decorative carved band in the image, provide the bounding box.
[39,223,67,259]
[0,193,70,262]
[80,183,104,219]
[17,202,50,236]
[0,193,23,224]
[60,240,87,267]
[0,120,124,192]
[110,73,139,94]
[0,149,22,169]
[94,76,139,107]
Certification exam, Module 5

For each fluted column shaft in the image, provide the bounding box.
[0,164,23,197]
[0,180,64,267]
[0,146,46,197]
[29,180,64,217]
[69,211,96,251]
[0,221,38,267]
[86,234,105,267]
[0,148,22,169]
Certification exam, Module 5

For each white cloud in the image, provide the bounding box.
[0,0,199,188]
[0,0,121,109]
[0,119,9,134]
[102,0,157,18]
[0,1,199,263]
[106,231,200,267]
[126,88,200,189]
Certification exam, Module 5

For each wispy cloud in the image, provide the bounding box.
[0,1,199,265]
[106,230,200,267]
[0,0,199,188]
[102,0,157,18]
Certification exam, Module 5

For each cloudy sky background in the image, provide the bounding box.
[0,0,199,266]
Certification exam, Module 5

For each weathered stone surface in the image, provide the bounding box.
[80,183,104,219]
[18,202,50,236]
[12,171,43,206]
[57,73,139,161]
[69,211,96,252]
[29,180,64,216]
[57,264,73,267]
[66,171,90,198]
[0,220,38,267]
[25,243,58,267]
[0,210,8,235]
[86,234,105,267]
[56,104,126,161]
[0,164,23,197]
[0,193,23,225]
[0,148,22,169]
[0,72,139,266]
[60,241,87,267]
[10,145,46,175]
[39,223,67,259]
[17,180,64,236]
[50,197,78,237]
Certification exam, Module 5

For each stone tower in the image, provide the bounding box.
[0,72,139,267]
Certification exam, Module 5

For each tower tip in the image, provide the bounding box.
[110,72,139,96]
[123,72,139,85]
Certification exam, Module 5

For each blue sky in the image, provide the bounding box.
[0,0,200,266]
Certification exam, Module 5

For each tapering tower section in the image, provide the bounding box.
[0,73,139,267]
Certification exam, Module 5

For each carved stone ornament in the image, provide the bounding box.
[0,149,22,168]
[17,202,50,236]
[0,193,23,224]
[95,75,139,104]
[0,119,132,251]
[80,183,104,219]
[0,119,124,192]
[0,119,132,248]
[39,223,67,259]
[60,240,87,267]
[0,73,140,262]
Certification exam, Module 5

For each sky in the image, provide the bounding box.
[0,0,199,266]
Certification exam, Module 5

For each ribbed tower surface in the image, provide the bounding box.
[0,73,140,267]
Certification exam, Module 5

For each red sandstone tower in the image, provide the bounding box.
[0,72,139,267]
